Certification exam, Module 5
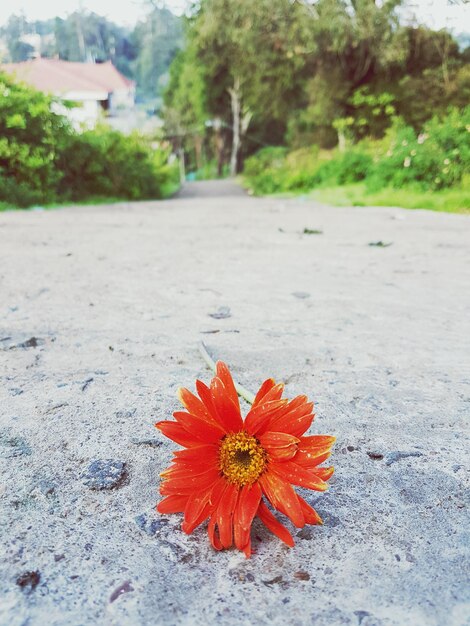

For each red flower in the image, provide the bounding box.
[155,361,335,557]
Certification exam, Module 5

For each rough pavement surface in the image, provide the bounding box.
[0,180,469,626]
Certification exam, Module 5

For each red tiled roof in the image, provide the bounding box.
[1,58,135,97]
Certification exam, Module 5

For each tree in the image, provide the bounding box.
[164,0,469,167]
[0,71,71,205]
[183,0,314,174]
[0,9,182,95]
[132,7,183,97]
[164,47,208,172]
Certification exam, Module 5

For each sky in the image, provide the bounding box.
[0,1,188,27]
[0,0,468,31]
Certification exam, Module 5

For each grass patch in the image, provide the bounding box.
[306,183,470,214]
[0,184,181,213]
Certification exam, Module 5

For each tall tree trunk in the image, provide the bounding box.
[194,135,203,171]
[337,129,346,152]
[229,77,242,177]
[213,119,225,177]
[178,146,185,184]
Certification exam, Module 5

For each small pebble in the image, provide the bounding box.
[81,460,128,490]
[208,306,231,319]
[16,571,40,592]
[110,580,134,603]
[135,513,167,536]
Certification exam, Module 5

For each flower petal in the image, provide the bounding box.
[257,501,294,547]
[259,431,299,460]
[268,400,314,437]
[233,482,262,552]
[270,461,328,492]
[252,378,277,407]
[299,435,336,450]
[157,494,188,514]
[244,399,289,435]
[216,482,239,548]
[160,467,220,495]
[160,461,214,478]
[259,471,304,527]
[174,444,218,463]
[314,466,335,481]
[182,490,212,533]
[210,376,243,432]
[209,476,229,507]
[155,421,200,448]
[216,361,240,412]
[208,515,223,550]
[196,380,223,426]
[173,411,225,443]
[294,449,332,468]
[242,538,252,558]
[177,387,218,425]
[297,494,323,525]
[257,382,285,405]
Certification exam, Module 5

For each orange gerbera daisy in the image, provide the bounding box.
[155,361,335,557]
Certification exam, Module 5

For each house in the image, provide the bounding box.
[1,57,135,128]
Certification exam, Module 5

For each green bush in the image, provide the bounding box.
[367,107,470,191]
[243,147,290,194]
[243,146,372,194]
[0,72,69,205]
[0,72,179,208]
[335,151,373,184]
[243,106,469,196]
[56,127,178,201]
[243,146,288,178]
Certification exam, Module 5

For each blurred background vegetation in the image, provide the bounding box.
[0,0,469,211]
[0,7,182,101]
[163,0,470,211]
[0,73,180,209]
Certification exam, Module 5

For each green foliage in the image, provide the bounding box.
[244,107,470,197]
[163,47,208,171]
[190,160,229,180]
[0,73,69,206]
[164,0,469,176]
[132,8,183,97]
[243,147,301,194]
[0,72,178,208]
[56,127,178,201]
[345,88,396,139]
[244,146,372,194]
[0,9,182,97]
[368,108,470,190]
[243,147,288,178]
[307,183,470,214]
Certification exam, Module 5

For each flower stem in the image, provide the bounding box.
[198,341,255,405]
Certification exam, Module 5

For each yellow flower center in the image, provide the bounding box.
[218,431,267,486]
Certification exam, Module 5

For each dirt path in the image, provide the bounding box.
[1,181,469,626]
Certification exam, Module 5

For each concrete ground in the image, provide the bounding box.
[0,180,469,626]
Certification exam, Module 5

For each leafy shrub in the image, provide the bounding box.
[56,127,178,201]
[191,160,229,180]
[243,146,288,177]
[243,146,372,194]
[0,72,70,205]
[243,147,290,194]
[0,176,45,208]
[244,106,469,195]
[367,107,470,191]
[0,72,179,208]
[334,151,373,184]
